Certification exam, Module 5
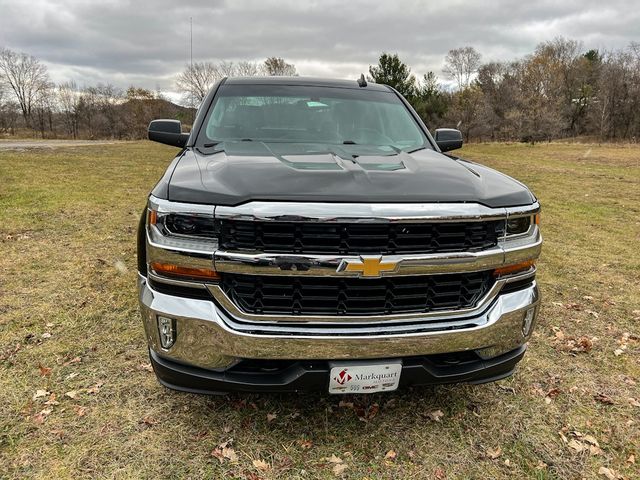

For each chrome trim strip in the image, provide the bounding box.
[149,195,215,216]
[148,272,208,290]
[205,269,536,324]
[215,201,539,223]
[214,247,509,277]
[213,233,541,277]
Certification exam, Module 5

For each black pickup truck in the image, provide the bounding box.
[138,76,542,394]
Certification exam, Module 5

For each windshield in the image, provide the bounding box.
[198,84,430,151]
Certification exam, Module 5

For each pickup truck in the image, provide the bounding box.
[138,76,542,394]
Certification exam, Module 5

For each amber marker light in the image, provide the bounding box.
[493,259,536,277]
[151,262,221,281]
[534,213,541,225]
[148,210,158,225]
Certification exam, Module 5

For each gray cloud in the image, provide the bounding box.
[1,0,639,96]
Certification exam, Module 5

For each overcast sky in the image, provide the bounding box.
[1,0,639,100]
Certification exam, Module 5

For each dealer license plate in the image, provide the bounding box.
[328,362,402,394]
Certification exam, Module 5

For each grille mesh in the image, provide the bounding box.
[221,271,494,316]
[216,220,502,255]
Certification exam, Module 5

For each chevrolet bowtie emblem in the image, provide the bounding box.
[338,256,399,277]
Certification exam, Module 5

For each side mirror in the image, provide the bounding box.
[148,119,190,148]
[434,128,463,152]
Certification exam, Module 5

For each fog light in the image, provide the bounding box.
[522,308,536,336]
[157,316,176,349]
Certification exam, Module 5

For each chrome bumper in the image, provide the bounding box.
[139,274,540,371]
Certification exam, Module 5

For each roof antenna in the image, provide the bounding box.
[357,73,367,87]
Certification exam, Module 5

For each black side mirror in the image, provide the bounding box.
[148,119,190,148]
[434,128,463,152]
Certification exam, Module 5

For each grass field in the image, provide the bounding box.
[0,141,638,479]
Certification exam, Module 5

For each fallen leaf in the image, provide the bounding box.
[32,389,50,400]
[328,454,343,464]
[73,405,87,417]
[627,454,635,464]
[434,467,447,479]
[222,447,238,463]
[63,356,81,366]
[212,446,238,463]
[253,459,270,471]
[33,406,53,424]
[487,446,502,459]
[298,439,313,449]
[598,466,617,479]
[583,435,600,447]
[594,393,614,405]
[573,336,593,353]
[266,413,277,423]
[139,363,153,372]
[38,364,52,377]
[427,409,444,422]
[332,463,348,476]
[385,450,397,460]
[86,382,104,394]
[589,445,604,456]
[613,348,624,356]
[211,448,224,462]
[41,332,52,339]
[338,400,354,409]
[64,390,79,399]
[44,393,58,406]
[628,397,640,407]
[140,416,157,427]
[568,439,585,453]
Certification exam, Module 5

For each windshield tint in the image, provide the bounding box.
[199,84,429,151]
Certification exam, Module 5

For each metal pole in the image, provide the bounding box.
[190,16,194,125]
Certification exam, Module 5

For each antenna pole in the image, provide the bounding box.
[190,16,194,124]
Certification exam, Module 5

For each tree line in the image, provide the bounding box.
[1,39,639,142]
[0,50,297,140]
[370,39,640,143]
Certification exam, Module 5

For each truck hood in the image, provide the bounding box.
[164,142,535,208]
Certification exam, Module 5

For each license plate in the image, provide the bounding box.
[329,361,402,394]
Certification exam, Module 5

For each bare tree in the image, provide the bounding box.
[0,48,50,128]
[444,47,482,90]
[235,61,261,77]
[263,57,297,76]
[57,81,81,138]
[176,61,221,107]
[0,85,19,134]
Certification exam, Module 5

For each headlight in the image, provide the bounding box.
[506,212,539,236]
[146,198,219,281]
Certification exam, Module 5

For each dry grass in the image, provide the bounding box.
[0,141,638,479]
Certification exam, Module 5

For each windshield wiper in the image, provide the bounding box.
[197,141,224,155]
[342,140,357,145]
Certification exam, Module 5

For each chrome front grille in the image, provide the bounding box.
[215,219,503,255]
[220,271,494,316]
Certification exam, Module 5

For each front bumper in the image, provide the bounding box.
[150,344,528,394]
[138,274,540,374]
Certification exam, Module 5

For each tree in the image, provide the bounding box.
[444,47,482,90]
[413,72,449,127]
[263,57,297,76]
[368,53,416,99]
[176,62,221,107]
[58,81,81,138]
[235,61,261,77]
[0,85,19,134]
[0,48,50,128]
